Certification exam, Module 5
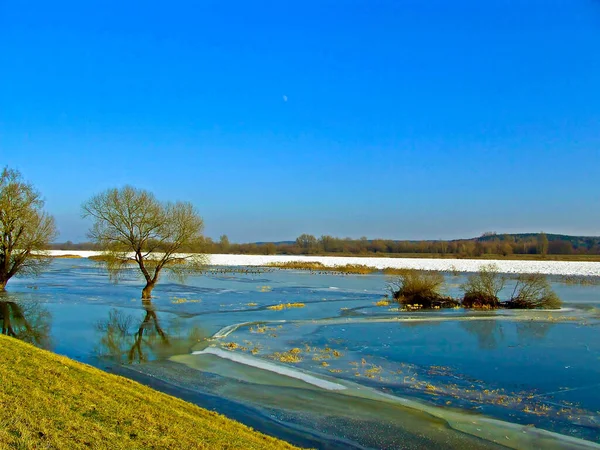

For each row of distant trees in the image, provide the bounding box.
[207,233,599,256]
[54,232,600,257]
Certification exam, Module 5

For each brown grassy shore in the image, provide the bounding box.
[0,335,300,450]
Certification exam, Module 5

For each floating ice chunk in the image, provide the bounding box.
[193,347,347,391]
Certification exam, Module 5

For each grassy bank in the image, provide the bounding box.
[0,335,299,449]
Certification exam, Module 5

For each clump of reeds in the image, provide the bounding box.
[382,267,413,276]
[270,348,303,363]
[460,264,505,309]
[385,266,562,310]
[504,273,562,309]
[266,302,306,311]
[559,275,600,286]
[374,299,390,307]
[267,261,377,274]
[268,261,326,270]
[171,297,201,304]
[388,270,458,309]
[335,264,377,274]
[460,265,562,310]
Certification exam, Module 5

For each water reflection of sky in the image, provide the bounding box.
[4,258,600,447]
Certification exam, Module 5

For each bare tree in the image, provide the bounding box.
[0,167,58,290]
[82,186,208,298]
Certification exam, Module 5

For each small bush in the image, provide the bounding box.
[389,270,457,308]
[461,264,505,309]
[462,291,501,309]
[266,302,305,311]
[504,273,562,309]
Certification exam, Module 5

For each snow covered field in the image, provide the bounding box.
[49,250,600,276]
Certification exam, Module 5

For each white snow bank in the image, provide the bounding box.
[209,254,600,276]
[48,250,600,276]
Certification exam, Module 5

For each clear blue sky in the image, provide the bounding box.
[1,1,599,242]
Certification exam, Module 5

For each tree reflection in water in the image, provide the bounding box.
[460,319,555,350]
[460,320,505,350]
[96,299,206,363]
[515,320,554,342]
[0,293,51,348]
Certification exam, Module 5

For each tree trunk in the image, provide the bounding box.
[141,282,155,299]
[0,280,6,291]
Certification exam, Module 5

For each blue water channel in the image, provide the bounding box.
[3,258,600,449]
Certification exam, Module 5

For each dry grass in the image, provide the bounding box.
[266,302,306,311]
[460,264,504,309]
[505,273,562,309]
[270,349,303,363]
[267,262,377,274]
[268,261,326,270]
[170,297,201,304]
[558,275,600,286]
[0,335,300,450]
[382,268,413,276]
[388,270,458,308]
[88,254,135,264]
[51,254,83,259]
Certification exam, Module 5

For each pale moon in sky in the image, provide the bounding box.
[282,95,288,102]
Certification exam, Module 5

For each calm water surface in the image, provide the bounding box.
[3,259,600,449]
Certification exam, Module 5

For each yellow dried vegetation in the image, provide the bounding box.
[257,286,272,292]
[271,349,303,363]
[0,335,299,450]
[266,302,305,311]
[171,297,201,304]
[267,261,377,274]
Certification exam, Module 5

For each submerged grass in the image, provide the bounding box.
[268,261,377,274]
[266,302,306,311]
[558,275,600,286]
[0,335,299,450]
[171,297,201,304]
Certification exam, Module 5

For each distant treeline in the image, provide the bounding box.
[51,232,600,257]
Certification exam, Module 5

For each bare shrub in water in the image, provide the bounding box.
[504,273,562,309]
[388,270,457,308]
[461,264,505,309]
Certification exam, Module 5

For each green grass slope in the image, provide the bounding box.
[0,335,300,449]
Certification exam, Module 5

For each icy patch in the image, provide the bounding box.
[47,251,600,276]
[192,347,347,391]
